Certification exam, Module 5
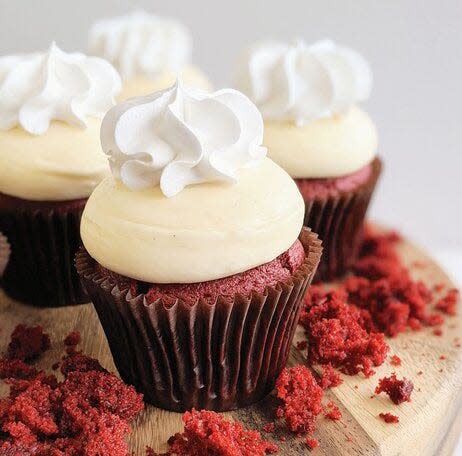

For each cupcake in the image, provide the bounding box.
[235,39,381,282]
[76,81,322,411]
[88,10,212,100]
[0,43,121,306]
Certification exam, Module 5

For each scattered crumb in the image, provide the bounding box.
[435,289,459,316]
[379,412,399,424]
[305,438,319,450]
[375,374,413,404]
[324,401,342,421]
[6,324,50,361]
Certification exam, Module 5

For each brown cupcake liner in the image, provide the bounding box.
[0,199,88,307]
[0,232,10,278]
[76,227,322,412]
[300,157,382,282]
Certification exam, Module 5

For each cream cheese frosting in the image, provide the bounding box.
[102,81,267,197]
[81,158,304,283]
[0,43,120,200]
[265,107,378,178]
[0,119,110,200]
[89,10,192,81]
[235,39,377,178]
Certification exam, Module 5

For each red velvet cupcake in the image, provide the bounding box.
[235,39,381,281]
[0,43,121,306]
[77,82,322,411]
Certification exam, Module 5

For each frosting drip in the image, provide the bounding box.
[0,43,121,135]
[102,80,267,197]
[235,39,372,125]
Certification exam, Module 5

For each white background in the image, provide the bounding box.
[0,0,461,451]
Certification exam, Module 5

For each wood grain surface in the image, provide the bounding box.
[0,230,460,455]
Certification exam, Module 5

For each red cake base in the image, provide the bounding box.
[76,228,322,412]
[295,158,382,282]
[96,240,305,306]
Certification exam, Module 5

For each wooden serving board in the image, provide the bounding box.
[0,227,461,456]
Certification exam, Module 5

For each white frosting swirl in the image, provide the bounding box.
[89,10,192,80]
[101,81,267,197]
[235,39,372,125]
[0,43,121,135]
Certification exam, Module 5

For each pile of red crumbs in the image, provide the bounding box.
[147,410,278,456]
[0,325,144,456]
[299,227,459,378]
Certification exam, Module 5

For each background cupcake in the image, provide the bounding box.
[88,10,212,100]
[77,81,322,411]
[235,39,381,281]
[0,43,121,306]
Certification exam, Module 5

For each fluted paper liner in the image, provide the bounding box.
[0,203,88,307]
[76,228,322,412]
[0,232,10,278]
[301,157,381,282]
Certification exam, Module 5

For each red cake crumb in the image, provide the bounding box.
[6,324,50,361]
[275,366,323,435]
[0,326,144,456]
[417,371,423,376]
[318,364,343,389]
[64,331,81,346]
[305,437,319,450]
[379,412,399,424]
[297,227,459,380]
[434,284,445,293]
[439,355,446,360]
[60,352,106,376]
[296,340,308,351]
[390,355,402,366]
[0,358,39,380]
[375,374,413,404]
[433,328,443,336]
[263,422,276,433]
[454,338,461,348]
[435,289,459,316]
[300,286,389,377]
[152,409,278,455]
[324,401,342,421]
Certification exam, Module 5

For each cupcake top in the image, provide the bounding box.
[88,11,211,99]
[89,10,192,80]
[81,81,304,284]
[0,43,121,200]
[235,39,378,178]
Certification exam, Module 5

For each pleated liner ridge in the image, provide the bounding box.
[76,227,322,412]
[0,232,10,278]
[302,157,382,282]
[0,203,88,307]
